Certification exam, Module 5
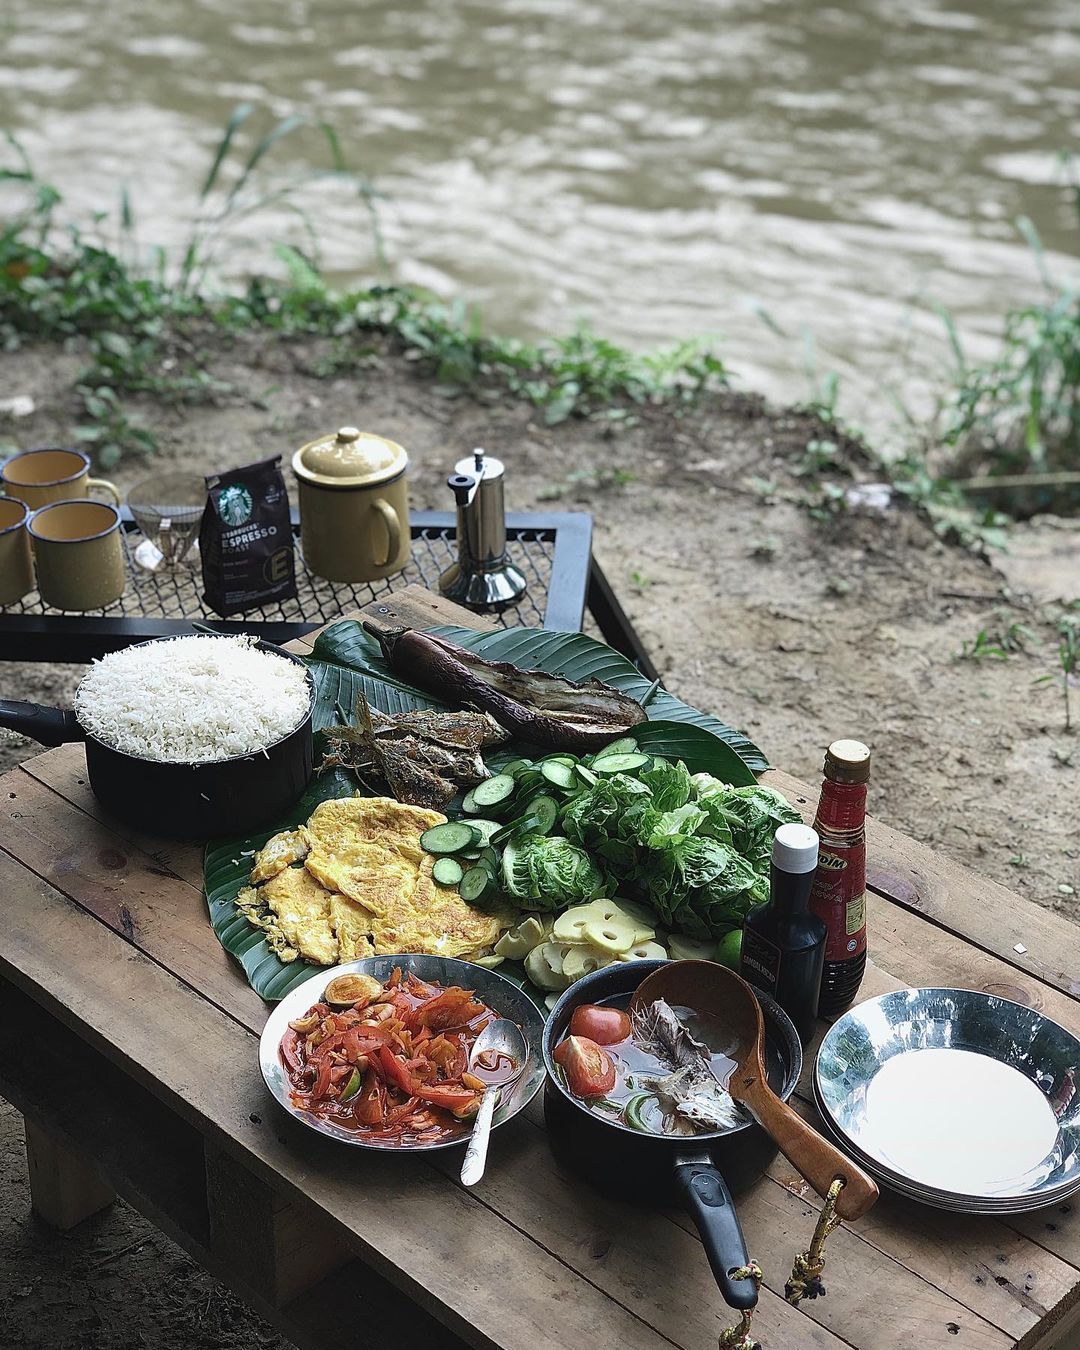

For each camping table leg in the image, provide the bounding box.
[204,1145,352,1308]
[23,1116,116,1230]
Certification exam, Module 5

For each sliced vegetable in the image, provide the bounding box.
[561,945,607,981]
[582,913,639,955]
[552,1035,616,1098]
[420,821,479,855]
[526,794,560,835]
[459,866,496,905]
[574,764,599,787]
[668,934,719,962]
[540,760,576,790]
[470,773,517,808]
[339,1067,363,1102]
[432,857,465,887]
[569,1004,632,1045]
[602,737,640,756]
[617,939,668,962]
[592,751,650,775]
[524,942,572,991]
[623,1092,659,1132]
[494,914,552,960]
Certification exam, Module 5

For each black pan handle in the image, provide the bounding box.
[672,1158,758,1312]
[0,700,85,748]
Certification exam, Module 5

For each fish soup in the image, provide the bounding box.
[555,994,772,1136]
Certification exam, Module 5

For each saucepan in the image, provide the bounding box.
[543,959,802,1313]
[0,636,314,838]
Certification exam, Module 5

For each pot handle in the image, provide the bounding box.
[0,699,84,747]
[373,498,401,568]
[672,1158,758,1312]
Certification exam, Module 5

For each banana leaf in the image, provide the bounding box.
[306,621,768,772]
[206,621,767,1001]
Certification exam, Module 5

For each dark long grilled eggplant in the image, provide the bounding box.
[363,623,647,752]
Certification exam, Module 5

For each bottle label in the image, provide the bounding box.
[740,928,782,994]
[810,844,868,961]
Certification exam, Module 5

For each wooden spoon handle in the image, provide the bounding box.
[741,1079,879,1221]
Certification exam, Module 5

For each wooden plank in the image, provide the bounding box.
[23,1117,116,1230]
[205,1145,352,1307]
[358,584,500,633]
[1,765,265,1032]
[0,849,844,1350]
[765,769,1080,1002]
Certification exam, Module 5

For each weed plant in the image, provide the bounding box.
[1,116,728,467]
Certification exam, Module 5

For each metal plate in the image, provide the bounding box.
[815,988,1080,1211]
[260,954,546,1152]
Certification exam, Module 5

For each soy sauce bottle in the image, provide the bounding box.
[809,739,871,1018]
[739,823,826,1045]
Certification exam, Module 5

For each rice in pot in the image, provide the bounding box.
[75,635,311,764]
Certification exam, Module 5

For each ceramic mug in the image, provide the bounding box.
[1,447,121,511]
[27,499,126,611]
[0,496,34,606]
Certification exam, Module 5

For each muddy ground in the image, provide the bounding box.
[1,330,1078,1347]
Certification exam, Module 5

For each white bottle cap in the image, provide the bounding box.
[772,822,819,874]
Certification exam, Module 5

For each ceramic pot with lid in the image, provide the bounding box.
[292,426,410,582]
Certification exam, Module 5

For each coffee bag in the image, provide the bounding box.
[200,457,297,616]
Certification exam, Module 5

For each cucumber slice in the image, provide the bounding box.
[512,769,544,796]
[540,754,578,766]
[525,794,560,835]
[471,773,517,808]
[459,866,496,904]
[591,752,650,775]
[432,857,465,887]
[602,737,639,756]
[574,764,599,787]
[466,819,503,845]
[491,815,544,848]
[540,761,576,790]
[501,758,531,777]
[461,789,481,814]
[476,846,500,873]
[420,822,479,855]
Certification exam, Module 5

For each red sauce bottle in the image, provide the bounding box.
[809,739,871,1018]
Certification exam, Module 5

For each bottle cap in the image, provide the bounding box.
[824,738,871,784]
[773,823,819,874]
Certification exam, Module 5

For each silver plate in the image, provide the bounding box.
[259,954,547,1152]
[815,988,1080,1212]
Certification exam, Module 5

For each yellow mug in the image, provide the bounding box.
[0,496,34,606]
[27,499,126,611]
[2,447,121,511]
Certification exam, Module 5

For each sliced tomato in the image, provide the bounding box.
[414,1083,481,1115]
[552,1035,616,1098]
[376,1044,419,1096]
[353,1068,385,1126]
[569,1004,632,1046]
[312,1057,333,1099]
[416,987,485,1031]
[279,1029,303,1074]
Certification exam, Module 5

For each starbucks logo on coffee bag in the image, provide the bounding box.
[218,483,253,526]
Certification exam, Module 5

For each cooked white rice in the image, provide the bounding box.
[75,635,310,764]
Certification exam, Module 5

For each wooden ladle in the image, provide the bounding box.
[631,960,879,1222]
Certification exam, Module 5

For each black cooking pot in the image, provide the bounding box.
[543,960,802,1313]
[0,637,314,839]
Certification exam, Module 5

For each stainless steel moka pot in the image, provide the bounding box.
[439,448,527,611]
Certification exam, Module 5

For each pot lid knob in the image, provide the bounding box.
[294,427,408,485]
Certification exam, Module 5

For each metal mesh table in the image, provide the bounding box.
[0,510,605,661]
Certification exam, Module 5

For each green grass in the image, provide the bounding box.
[1,117,728,467]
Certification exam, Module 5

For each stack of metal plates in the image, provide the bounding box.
[814,987,1080,1215]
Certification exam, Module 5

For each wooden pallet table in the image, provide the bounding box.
[2,587,1080,1349]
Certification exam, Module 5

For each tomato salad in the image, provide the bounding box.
[279,969,518,1145]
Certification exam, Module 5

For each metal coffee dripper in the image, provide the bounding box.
[439,448,527,611]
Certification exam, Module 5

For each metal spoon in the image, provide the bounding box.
[460,1018,528,1187]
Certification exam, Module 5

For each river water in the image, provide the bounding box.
[3,0,1080,440]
